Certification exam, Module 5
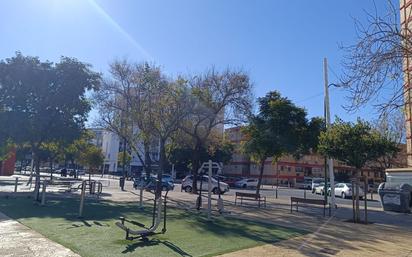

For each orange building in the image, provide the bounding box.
[0,150,16,176]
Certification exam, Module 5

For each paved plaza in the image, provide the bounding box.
[0,174,411,257]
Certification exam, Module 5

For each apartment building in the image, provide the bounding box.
[90,128,159,174]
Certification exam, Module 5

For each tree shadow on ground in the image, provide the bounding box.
[122,239,192,257]
[0,193,304,244]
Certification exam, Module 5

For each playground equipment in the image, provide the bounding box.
[195,160,226,219]
[116,177,169,241]
[74,180,103,195]
[77,180,104,218]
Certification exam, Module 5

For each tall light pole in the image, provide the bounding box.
[323,57,336,212]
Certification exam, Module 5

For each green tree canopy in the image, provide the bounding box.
[242,91,318,194]
[318,118,398,223]
[79,146,104,172]
[118,151,132,167]
[0,52,100,199]
[318,118,398,170]
[0,53,101,149]
[168,141,234,172]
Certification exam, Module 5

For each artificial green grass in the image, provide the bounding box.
[0,196,306,257]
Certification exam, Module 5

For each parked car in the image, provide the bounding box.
[234,178,258,189]
[58,168,67,177]
[296,178,313,189]
[68,169,85,177]
[133,176,174,191]
[39,167,50,173]
[311,178,325,193]
[161,174,174,184]
[329,183,364,199]
[314,182,331,195]
[213,175,240,187]
[182,175,229,194]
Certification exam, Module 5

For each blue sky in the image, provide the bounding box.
[0,0,394,123]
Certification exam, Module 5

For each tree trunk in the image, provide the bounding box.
[144,140,152,179]
[49,158,53,180]
[191,143,201,194]
[89,169,93,194]
[122,137,127,179]
[157,139,166,199]
[355,169,360,223]
[33,154,41,202]
[256,159,265,195]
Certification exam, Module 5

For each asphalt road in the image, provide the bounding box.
[171,182,382,209]
[6,172,382,209]
[221,185,383,208]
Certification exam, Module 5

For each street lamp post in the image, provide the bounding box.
[323,57,336,212]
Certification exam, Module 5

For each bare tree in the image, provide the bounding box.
[95,60,193,197]
[94,60,152,175]
[372,109,405,169]
[181,68,253,193]
[340,0,412,115]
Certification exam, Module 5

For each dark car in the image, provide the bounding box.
[60,168,67,177]
[133,177,174,191]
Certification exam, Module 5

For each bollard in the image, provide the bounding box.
[139,186,144,209]
[14,177,19,193]
[351,180,355,223]
[364,179,368,224]
[41,181,47,206]
[207,160,212,221]
[78,181,86,218]
[119,177,125,191]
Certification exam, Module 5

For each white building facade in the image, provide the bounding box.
[90,128,158,174]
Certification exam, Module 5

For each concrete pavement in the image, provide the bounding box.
[217,207,412,257]
[0,212,80,257]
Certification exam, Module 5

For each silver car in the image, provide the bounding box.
[311,178,325,193]
[333,183,364,199]
[182,175,229,194]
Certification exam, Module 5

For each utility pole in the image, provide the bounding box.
[323,57,336,212]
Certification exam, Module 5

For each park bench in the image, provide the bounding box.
[235,192,266,208]
[290,197,330,217]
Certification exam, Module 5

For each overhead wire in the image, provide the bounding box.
[295,63,342,104]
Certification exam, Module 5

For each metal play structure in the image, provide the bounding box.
[195,160,227,219]
[115,177,170,241]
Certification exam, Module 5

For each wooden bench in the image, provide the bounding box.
[290,197,330,217]
[235,192,266,208]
